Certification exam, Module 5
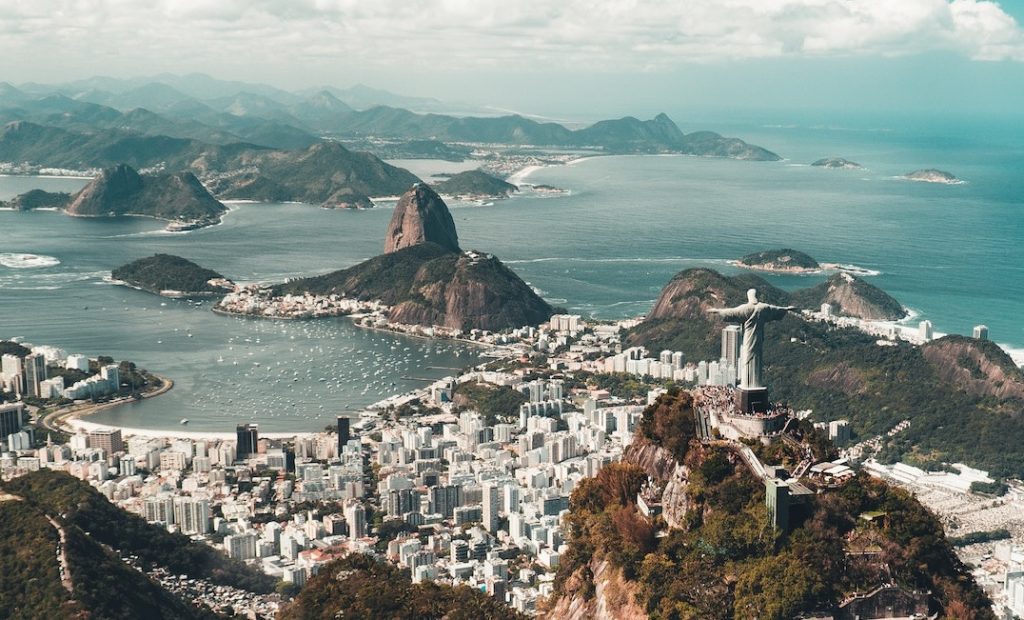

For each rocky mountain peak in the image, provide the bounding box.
[384,183,460,254]
[67,164,144,214]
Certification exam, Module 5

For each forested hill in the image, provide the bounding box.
[278,553,524,619]
[627,268,1024,477]
[0,470,276,619]
[542,390,994,619]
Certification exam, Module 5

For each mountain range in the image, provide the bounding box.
[0,470,276,619]
[1,74,781,158]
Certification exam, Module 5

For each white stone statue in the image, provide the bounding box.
[708,289,798,389]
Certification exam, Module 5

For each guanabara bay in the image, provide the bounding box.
[4,2,1024,619]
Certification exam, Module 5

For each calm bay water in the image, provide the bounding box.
[1,118,1022,430]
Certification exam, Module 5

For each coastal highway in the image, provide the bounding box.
[36,374,173,435]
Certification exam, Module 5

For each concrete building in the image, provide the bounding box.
[918,320,934,342]
[66,354,90,372]
[482,482,502,533]
[345,501,367,538]
[87,428,124,455]
[225,532,257,560]
[23,353,47,398]
[721,325,741,370]
[173,497,211,535]
[0,402,26,439]
[38,376,64,399]
[236,423,259,460]
[973,325,989,341]
[337,416,351,453]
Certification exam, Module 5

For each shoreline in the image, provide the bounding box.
[40,372,175,434]
[212,301,508,353]
[44,372,317,439]
[505,155,596,186]
[728,259,881,277]
[0,173,94,180]
[65,418,319,441]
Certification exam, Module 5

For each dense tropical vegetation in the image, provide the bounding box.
[278,553,525,620]
[548,393,994,620]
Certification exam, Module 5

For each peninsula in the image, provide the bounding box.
[215,184,554,331]
[431,170,518,199]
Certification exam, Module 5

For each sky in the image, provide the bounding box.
[2,0,1024,119]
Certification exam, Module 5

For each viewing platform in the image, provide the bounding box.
[694,385,791,442]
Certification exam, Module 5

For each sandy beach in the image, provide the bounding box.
[65,417,316,441]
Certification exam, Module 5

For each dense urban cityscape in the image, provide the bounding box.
[5,302,1024,618]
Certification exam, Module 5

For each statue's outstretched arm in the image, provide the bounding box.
[708,305,750,321]
[765,304,801,320]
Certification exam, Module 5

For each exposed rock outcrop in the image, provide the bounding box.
[541,558,647,620]
[623,439,690,529]
[922,335,1024,401]
[383,183,460,254]
[902,169,962,184]
[645,268,788,322]
[736,248,820,273]
[811,157,862,169]
[790,272,906,320]
[273,186,553,331]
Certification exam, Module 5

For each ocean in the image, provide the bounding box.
[1,116,1022,430]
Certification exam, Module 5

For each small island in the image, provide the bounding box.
[112,254,235,298]
[431,170,518,199]
[734,248,821,273]
[902,168,963,185]
[811,157,863,170]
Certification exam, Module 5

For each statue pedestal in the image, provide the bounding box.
[735,387,771,414]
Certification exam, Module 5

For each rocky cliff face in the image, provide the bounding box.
[67,163,226,221]
[541,558,647,620]
[386,250,553,331]
[790,272,905,320]
[627,268,789,357]
[645,268,788,322]
[922,336,1024,400]
[67,163,144,214]
[642,267,901,326]
[274,242,553,331]
[622,439,690,529]
[384,183,460,254]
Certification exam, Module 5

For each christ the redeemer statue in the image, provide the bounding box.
[708,289,798,390]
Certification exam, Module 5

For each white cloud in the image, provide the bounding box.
[0,0,1022,83]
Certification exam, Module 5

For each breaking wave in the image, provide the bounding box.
[0,253,61,269]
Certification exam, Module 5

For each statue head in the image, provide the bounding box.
[746,288,758,304]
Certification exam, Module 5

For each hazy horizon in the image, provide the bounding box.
[4,0,1024,122]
